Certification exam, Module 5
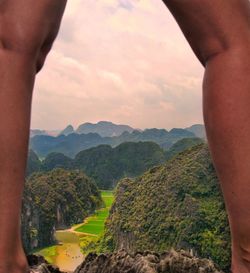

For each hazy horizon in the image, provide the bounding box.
[31,120,204,132]
[31,0,204,131]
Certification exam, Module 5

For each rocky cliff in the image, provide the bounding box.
[28,249,224,273]
[100,144,231,271]
[22,168,103,252]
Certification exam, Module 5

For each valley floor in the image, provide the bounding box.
[34,191,114,272]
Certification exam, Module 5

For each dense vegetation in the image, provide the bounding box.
[165,137,204,160]
[73,142,167,189]
[26,142,167,189]
[21,168,103,253]
[42,152,73,171]
[27,139,204,189]
[30,127,197,158]
[101,144,231,271]
[26,149,41,177]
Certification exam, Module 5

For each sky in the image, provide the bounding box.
[31,0,204,131]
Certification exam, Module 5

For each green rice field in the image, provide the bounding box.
[74,190,114,235]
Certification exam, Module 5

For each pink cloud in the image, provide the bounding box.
[31,0,204,131]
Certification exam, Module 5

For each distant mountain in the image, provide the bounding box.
[44,130,61,136]
[29,133,111,158]
[112,128,195,150]
[30,129,61,137]
[30,129,47,138]
[186,124,206,139]
[29,128,196,158]
[76,121,134,137]
[101,144,230,271]
[59,124,75,136]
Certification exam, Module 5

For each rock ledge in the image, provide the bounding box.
[28,249,224,273]
[75,249,224,273]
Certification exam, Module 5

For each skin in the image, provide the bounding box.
[0,0,249,272]
[162,0,250,272]
[0,1,67,272]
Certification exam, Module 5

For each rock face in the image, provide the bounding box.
[22,168,103,252]
[74,250,223,273]
[27,254,65,273]
[101,144,231,271]
[27,249,224,273]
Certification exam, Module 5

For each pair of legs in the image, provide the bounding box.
[0,0,249,272]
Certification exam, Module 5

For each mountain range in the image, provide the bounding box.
[31,121,135,138]
[31,121,205,138]
[29,122,205,158]
[26,138,204,189]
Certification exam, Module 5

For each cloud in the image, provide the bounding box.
[31,0,204,131]
[118,0,134,10]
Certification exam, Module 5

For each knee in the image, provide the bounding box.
[202,39,250,66]
[0,24,57,74]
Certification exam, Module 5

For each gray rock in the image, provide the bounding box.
[74,249,224,273]
[27,254,65,273]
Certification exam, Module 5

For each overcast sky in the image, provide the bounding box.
[31,0,204,131]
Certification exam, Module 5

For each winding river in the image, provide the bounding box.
[35,191,114,273]
[53,230,84,272]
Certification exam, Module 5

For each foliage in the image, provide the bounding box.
[27,142,167,189]
[42,152,73,171]
[101,144,231,272]
[73,142,167,189]
[21,168,103,253]
[33,245,57,264]
[26,149,42,177]
[165,137,204,160]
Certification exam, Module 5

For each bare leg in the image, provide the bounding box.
[0,1,67,272]
[162,0,250,272]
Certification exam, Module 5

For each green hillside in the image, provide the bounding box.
[22,168,103,252]
[27,139,205,189]
[27,142,167,189]
[165,137,204,160]
[101,144,231,271]
[26,149,41,177]
[73,141,166,189]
